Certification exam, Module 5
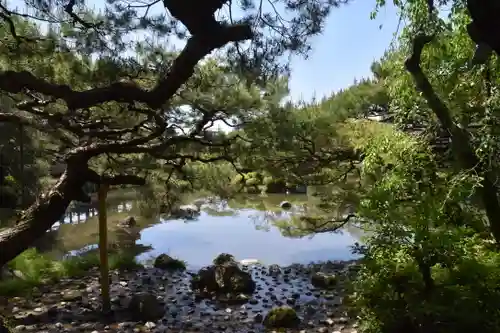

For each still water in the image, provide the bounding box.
[40,191,361,269]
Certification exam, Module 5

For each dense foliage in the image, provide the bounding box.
[268,1,500,332]
[1,0,500,332]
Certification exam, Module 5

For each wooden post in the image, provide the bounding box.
[98,183,110,313]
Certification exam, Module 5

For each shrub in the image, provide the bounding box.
[351,233,500,333]
[344,122,500,332]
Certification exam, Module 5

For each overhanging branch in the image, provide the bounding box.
[84,168,146,186]
[0,24,253,111]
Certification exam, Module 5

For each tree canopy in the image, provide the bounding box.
[2,0,500,332]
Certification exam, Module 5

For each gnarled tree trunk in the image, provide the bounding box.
[0,163,88,267]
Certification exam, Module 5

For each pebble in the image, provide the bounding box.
[1,261,358,333]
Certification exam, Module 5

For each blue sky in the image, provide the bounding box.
[287,1,401,102]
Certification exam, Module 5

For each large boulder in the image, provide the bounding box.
[153,254,186,271]
[263,306,300,328]
[191,253,256,298]
[126,292,164,321]
[311,272,338,289]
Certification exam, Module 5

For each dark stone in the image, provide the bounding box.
[153,254,186,271]
[126,292,164,321]
[190,254,256,300]
[311,272,338,289]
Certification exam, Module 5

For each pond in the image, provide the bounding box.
[36,189,361,269]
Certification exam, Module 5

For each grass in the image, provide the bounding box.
[0,248,143,297]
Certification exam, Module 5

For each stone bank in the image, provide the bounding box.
[0,257,360,333]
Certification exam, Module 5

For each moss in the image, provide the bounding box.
[263,306,300,328]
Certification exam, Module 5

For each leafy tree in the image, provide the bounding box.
[340,2,500,332]
[373,0,500,241]
[345,121,500,333]
[240,2,500,331]
[0,0,350,267]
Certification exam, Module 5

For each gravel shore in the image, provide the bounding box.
[1,259,360,333]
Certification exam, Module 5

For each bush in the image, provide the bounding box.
[344,122,500,333]
[351,233,500,333]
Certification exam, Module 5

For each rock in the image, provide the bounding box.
[263,306,300,328]
[153,254,186,271]
[311,272,338,289]
[170,204,200,220]
[268,264,281,277]
[118,216,137,228]
[191,254,256,298]
[280,201,292,209]
[6,269,25,280]
[61,290,82,302]
[325,318,334,325]
[126,292,164,321]
[254,313,264,323]
[144,321,156,329]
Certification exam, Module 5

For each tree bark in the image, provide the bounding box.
[466,0,500,56]
[406,35,500,243]
[0,155,146,267]
[0,165,86,267]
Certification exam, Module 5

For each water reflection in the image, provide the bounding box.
[37,191,360,268]
[136,208,358,270]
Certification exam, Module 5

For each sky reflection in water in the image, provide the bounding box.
[136,208,359,269]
